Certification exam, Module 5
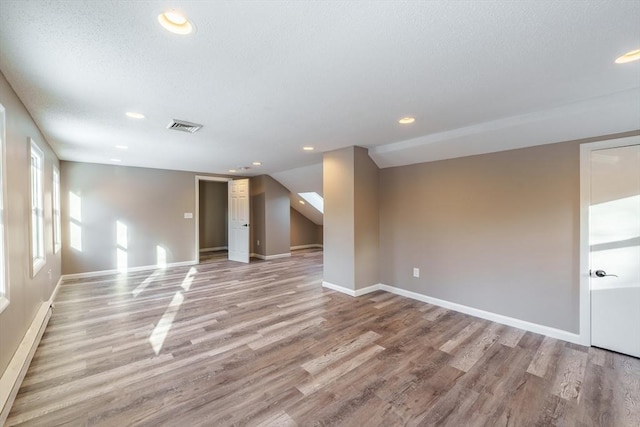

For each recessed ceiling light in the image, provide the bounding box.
[299,200,306,205]
[252,161,262,166]
[228,169,237,173]
[398,117,416,124]
[115,145,128,150]
[303,146,314,151]
[125,112,145,119]
[615,49,640,64]
[110,158,122,162]
[158,10,194,35]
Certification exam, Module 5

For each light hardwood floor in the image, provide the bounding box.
[6,249,640,426]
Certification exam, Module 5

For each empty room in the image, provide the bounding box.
[0,1,639,426]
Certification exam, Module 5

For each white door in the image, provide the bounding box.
[228,179,250,263]
[590,143,640,357]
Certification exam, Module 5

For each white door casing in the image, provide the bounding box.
[228,179,250,263]
[588,143,640,357]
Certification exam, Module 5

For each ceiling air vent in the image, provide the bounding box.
[167,119,203,134]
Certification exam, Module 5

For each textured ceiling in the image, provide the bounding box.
[0,0,639,183]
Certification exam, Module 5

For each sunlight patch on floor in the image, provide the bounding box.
[181,267,198,291]
[149,291,184,355]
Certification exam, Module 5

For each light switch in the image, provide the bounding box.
[184,212,193,219]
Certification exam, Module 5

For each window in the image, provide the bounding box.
[298,192,324,213]
[0,104,7,312]
[30,138,45,276]
[53,167,61,253]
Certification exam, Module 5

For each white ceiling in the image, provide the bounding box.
[0,0,639,184]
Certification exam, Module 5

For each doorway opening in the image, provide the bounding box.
[195,176,231,264]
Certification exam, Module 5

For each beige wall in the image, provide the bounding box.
[290,208,322,247]
[354,146,380,288]
[0,72,61,376]
[265,176,291,256]
[61,162,232,274]
[198,181,227,250]
[250,176,266,256]
[250,175,290,257]
[324,147,355,287]
[380,141,582,332]
[323,146,379,290]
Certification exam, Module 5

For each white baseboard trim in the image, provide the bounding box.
[290,244,324,250]
[0,276,62,424]
[355,284,382,297]
[322,281,381,297]
[378,284,582,345]
[199,246,227,253]
[321,280,581,345]
[251,252,292,260]
[61,260,197,280]
[322,281,356,296]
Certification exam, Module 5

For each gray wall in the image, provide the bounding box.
[379,141,582,332]
[250,175,291,257]
[290,207,322,247]
[61,162,231,274]
[198,181,227,250]
[0,72,61,377]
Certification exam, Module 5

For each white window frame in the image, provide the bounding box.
[30,138,46,276]
[0,103,8,313]
[53,166,61,253]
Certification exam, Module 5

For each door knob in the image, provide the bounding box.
[592,269,618,278]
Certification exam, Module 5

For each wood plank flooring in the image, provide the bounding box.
[6,249,640,426]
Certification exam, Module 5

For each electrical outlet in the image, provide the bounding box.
[413,268,420,278]
[184,212,193,219]
[257,240,260,246]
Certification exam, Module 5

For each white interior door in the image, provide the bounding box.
[228,179,250,263]
[590,143,640,357]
